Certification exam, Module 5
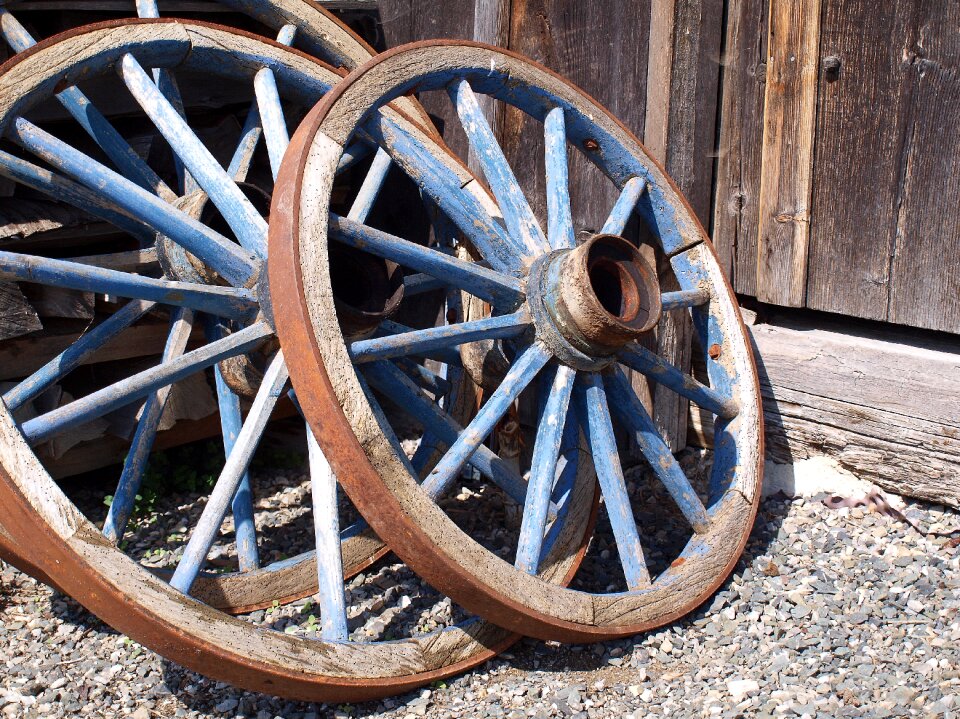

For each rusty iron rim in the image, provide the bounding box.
[271,39,764,642]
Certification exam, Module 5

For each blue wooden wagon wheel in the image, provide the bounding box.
[0,0,437,588]
[271,40,764,642]
[0,23,597,699]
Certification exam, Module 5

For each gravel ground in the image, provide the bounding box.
[2,490,959,718]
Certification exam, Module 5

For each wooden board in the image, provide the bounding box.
[691,316,960,508]
[642,0,723,451]
[803,0,912,322]
[0,281,42,342]
[711,0,768,297]
[883,1,960,333]
[755,0,820,307]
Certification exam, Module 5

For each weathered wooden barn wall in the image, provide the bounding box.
[713,0,960,335]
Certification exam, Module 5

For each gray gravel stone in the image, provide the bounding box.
[2,484,958,718]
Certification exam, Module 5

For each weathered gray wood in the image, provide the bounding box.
[20,285,95,320]
[755,0,821,307]
[0,281,42,341]
[691,317,960,507]
[711,0,767,296]
[884,2,960,333]
[642,0,723,452]
[804,0,911,323]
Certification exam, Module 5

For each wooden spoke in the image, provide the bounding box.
[515,364,575,574]
[103,308,194,543]
[350,311,531,364]
[449,79,546,257]
[574,373,651,590]
[544,107,575,251]
[170,351,289,593]
[605,368,710,533]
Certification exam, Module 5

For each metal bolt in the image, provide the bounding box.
[708,343,722,360]
[583,138,600,152]
[823,55,841,82]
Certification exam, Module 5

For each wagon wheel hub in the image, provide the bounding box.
[530,233,661,370]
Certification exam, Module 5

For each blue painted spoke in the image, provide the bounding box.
[0,9,178,201]
[363,361,534,506]
[228,104,264,183]
[307,428,349,641]
[371,116,526,276]
[375,320,462,367]
[448,79,546,256]
[254,67,290,180]
[601,176,647,236]
[0,250,258,322]
[329,214,524,307]
[544,107,575,251]
[619,343,738,419]
[103,308,194,543]
[575,373,651,590]
[0,150,154,244]
[403,272,446,296]
[137,0,193,195]
[422,342,551,499]
[135,0,159,15]
[515,364,575,574]
[21,322,273,445]
[347,148,392,222]
[605,368,710,533]
[397,358,452,398]
[662,289,710,311]
[337,141,374,174]
[206,318,258,572]
[350,310,531,364]
[225,25,296,185]
[170,352,289,594]
[10,118,259,287]
[119,54,268,257]
[2,299,155,413]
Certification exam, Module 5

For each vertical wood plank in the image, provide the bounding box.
[712,0,768,296]
[804,0,912,322]
[881,2,960,334]
[755,0,821,307]
[642,0,724,452]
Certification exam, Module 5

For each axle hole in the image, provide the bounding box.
[589,260,640,321]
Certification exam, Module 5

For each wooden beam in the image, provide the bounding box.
[642,0,724,452]
[755,0,821,306]
[690,317,960,508]
[712,0,768,296]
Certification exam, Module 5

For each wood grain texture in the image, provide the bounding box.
[884,2,960,333]
[804,0,912,322]
[711,0,767,296]
[504,0,650,237]
[755,0,820,307]
[642,0,723,451]
[691,318,960,507]
[0,281,42,341]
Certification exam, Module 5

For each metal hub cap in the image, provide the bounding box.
[528,233,661,369]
